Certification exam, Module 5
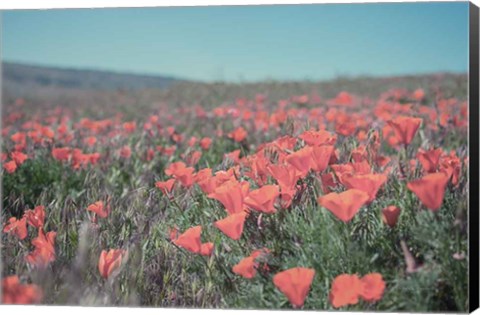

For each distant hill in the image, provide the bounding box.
[1,62,467,116]
[2,62,185,94]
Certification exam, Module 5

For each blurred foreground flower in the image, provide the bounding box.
[1,275,42,304]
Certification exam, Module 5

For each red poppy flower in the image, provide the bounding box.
[387,116,422,146]
[3,217,28,240]
[407,172,449,211]
[173,226,202,253]
[1,275,43,304]
[329,274,362,308]
[214,211,248,240]
[381,206,401,228]
[273,267,315,308]
[244,185,280,214]
[359,273,386,302]
[98,249,127,279]
[317,189,369,222]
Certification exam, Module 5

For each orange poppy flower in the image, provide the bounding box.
[214,168,237,186]
[342,173,387,203]
[185,150,202,166]
[123,121,136,133]
[173,226,201,253]
[299,130,337,146]
[26,229,56,269]
[387,116,422,145]
[350,160,372,175]
[267,164,300,190]
[317,189,370,223]
[87,201,109,218]
[329,274,362,308]
[381,206,401,228]
[52,147,71,161]
[278,185,297,208]
[1,275,43,304]
[228,126,247,142]
[24,205,46,228]
[3,217,28,240]
[359,273,386,302]
[330,164,354,185]
[286,147,313,178]
[440,153,462,186]
[10,151,28,165]
[232,256,257,279]
[214,211,248,240]
[188,136,198,147]
[329,91,354,106]
[273,267,315,308]
[310,145,334,173]
[146,148,155,161]
[119,145,132,159]
[417,148,443,173]
[199,242,214,256]
[3,160,17,174]
[320,172,337,194]
[412,88,425,101]
[155,179,176,194]
[224,149,241,163]
[200,137,212,150]
[195,170,218,194]
[98,249,127,279]
[244,185,280,214]
[165,162,195,188]
[208,180,250,215]
[407,172,449,211]
[10,132,26,143]
[84,136,97,147]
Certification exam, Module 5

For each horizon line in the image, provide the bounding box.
[2,59,469,85]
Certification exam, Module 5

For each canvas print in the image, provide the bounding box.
[0,1,477,312]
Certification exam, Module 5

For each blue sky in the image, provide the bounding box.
[2,2,469,82]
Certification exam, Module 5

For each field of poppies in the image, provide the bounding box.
[1,74,470,311]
